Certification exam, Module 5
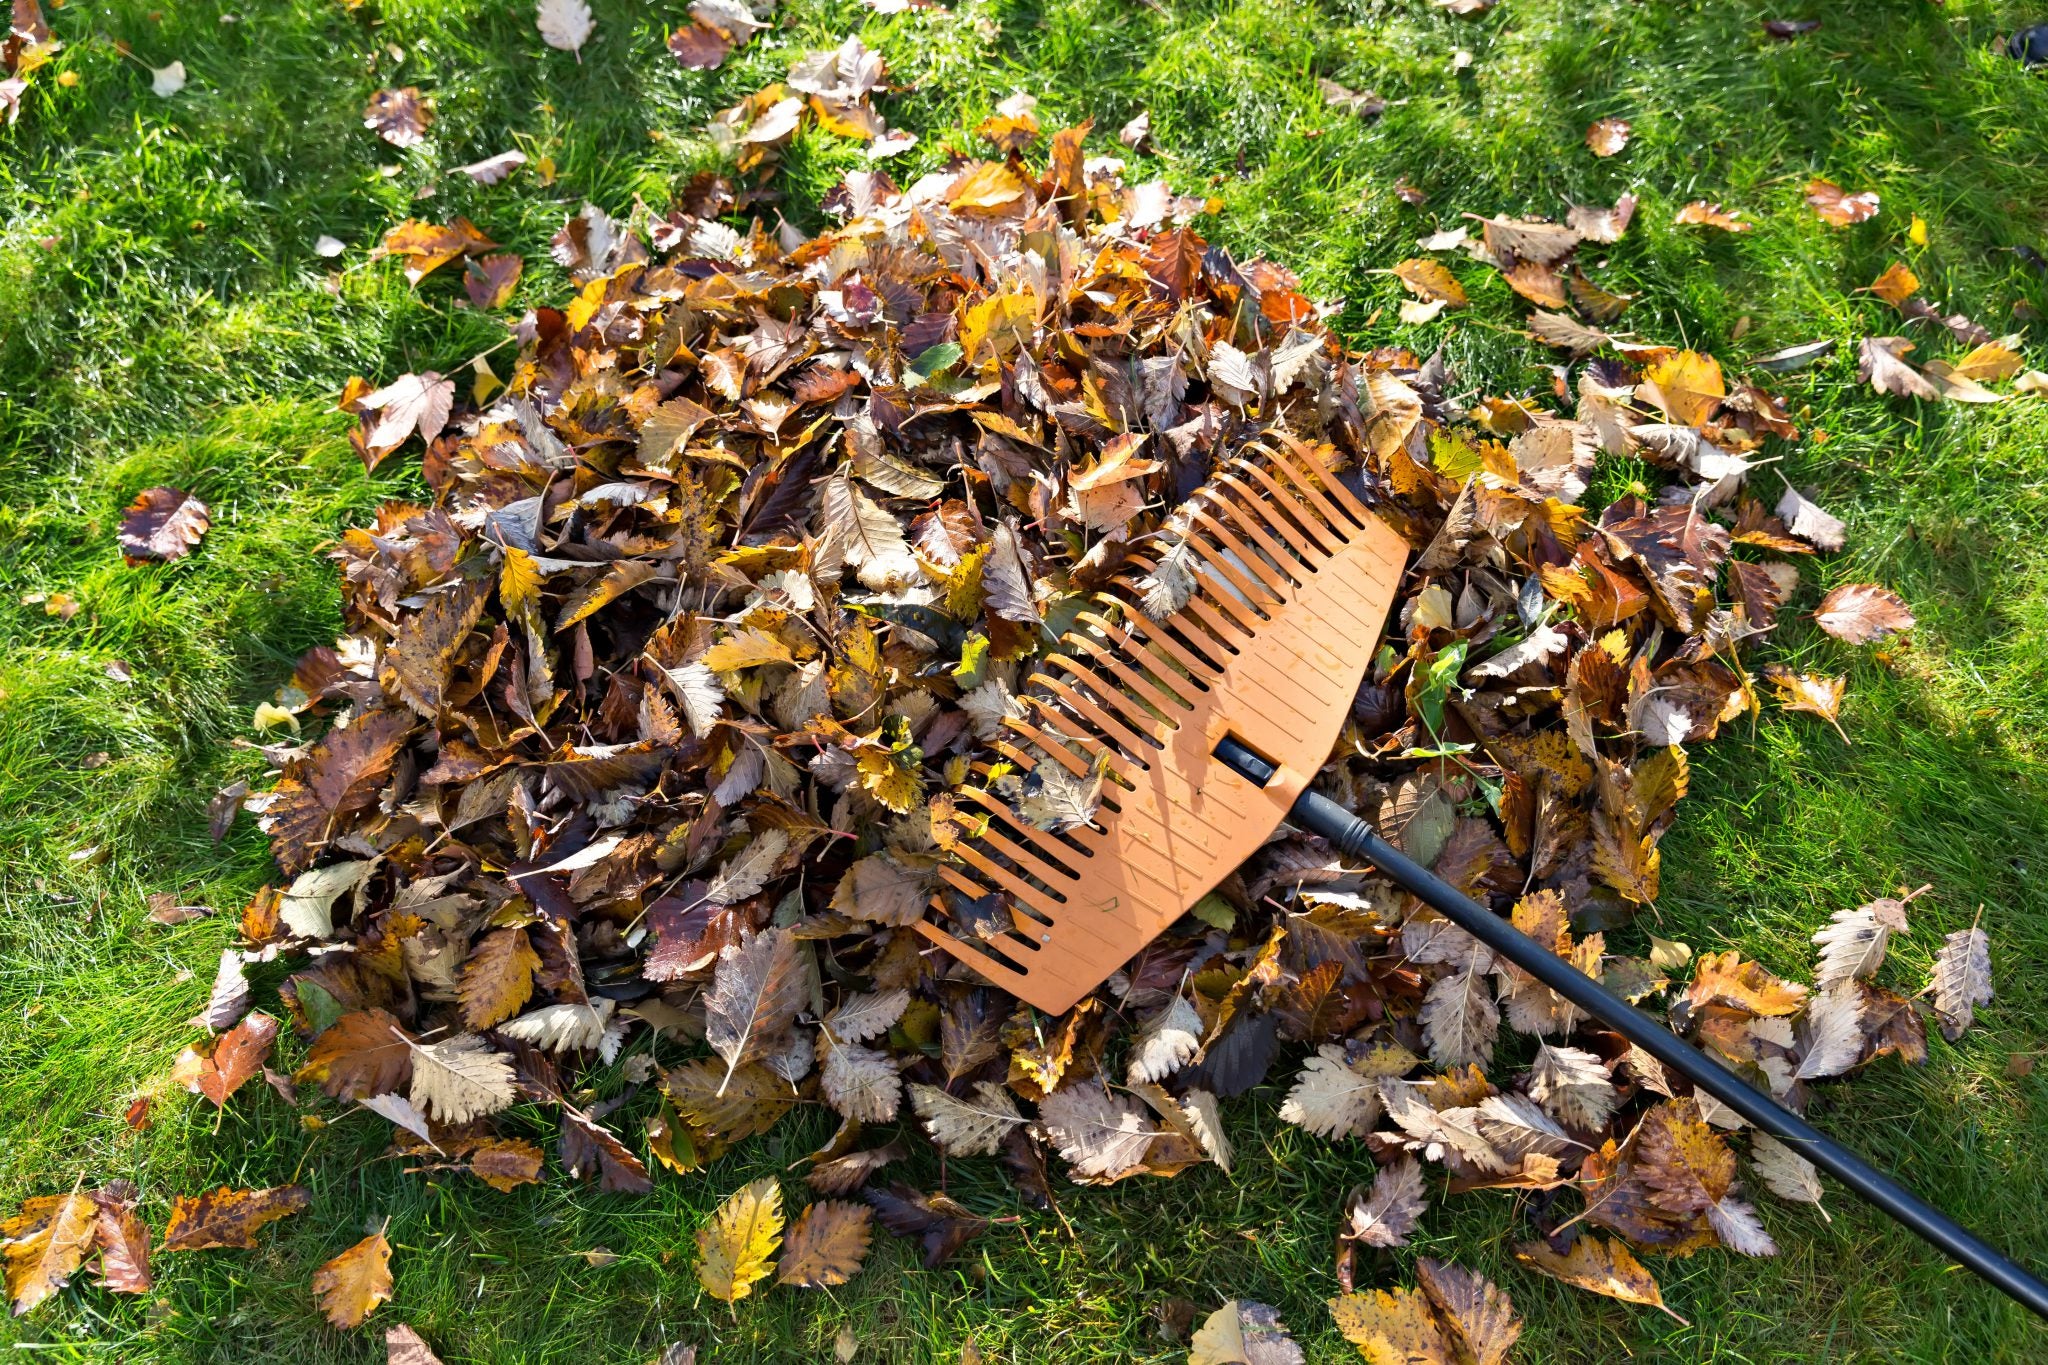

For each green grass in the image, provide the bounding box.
[4,0,2048,1359]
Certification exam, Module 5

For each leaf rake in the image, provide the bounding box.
[918,435,2048,1320]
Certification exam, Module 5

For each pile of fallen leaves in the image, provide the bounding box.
[15,31,2017,1355]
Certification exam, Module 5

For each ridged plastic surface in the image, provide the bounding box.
[917,436,1410,1014]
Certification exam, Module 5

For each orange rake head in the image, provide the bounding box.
[917,436,1411,1015]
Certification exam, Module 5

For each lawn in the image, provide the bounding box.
[4,0,2048,1360]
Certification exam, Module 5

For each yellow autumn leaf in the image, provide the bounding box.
[960,289,1040,366]
[701,627,797,672]
[311,1231,394,1329]
[499,546,543,622]
[1637,350,1725,428]
[947,161,1030,213]
[694,1177,784,1303]
[856,748,924,814]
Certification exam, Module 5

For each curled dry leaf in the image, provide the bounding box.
[119,487,211,565]
[1763,666,1848,743]
[1674,201,1750,233]
[1930,923,1993,1041]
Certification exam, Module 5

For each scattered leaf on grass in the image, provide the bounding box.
[363,88,430,147]
[695,1178,783,1302]
[777,1201,873,1288]
[537,0,594,55]
[1763,666,1848,742]
[1930,923,1993,1041]
[1513,1235,1686,1321]
[1805,178,1879,227]
[1188,1299,1304,1365]
[161,1185,310,1251]
[312,1231,393,1329]
[172,1010,279,1106]
[1813,583,1914,644]
[119,487,210,564]
[387,1325,445,1365]
[1585,118,1630,157]
[1674,201,1749,232]
[3,1191,97,1315]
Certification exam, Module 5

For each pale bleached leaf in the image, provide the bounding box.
[1811,898,1909,988]
[1527,1043,1618,1130]
[1035,1083,1156,1179]
[1278,1044,1381,1139]
[496,998,616,1053]
[707,829,790,905]
[1473,1092,1582,1162]
[660,662,726,738]
[1178,1088,1232,1173]
[1931,924,1993,1041]
[1794,985,1865,1080]
[820,1038,901,1122]
[408,1034,517,1124]
[1421,970,1499,1069]
[1379,1079,1509,1173]
[536,0,594,53]
[279,859,374,938]
[1706,1197,1779,1257]
[1126,995,1202,1085]
[704,927,809,1090]
[1748,1133,1830,1219]
[825,989,910,1044]
[908,1081,1025,1156]
[1342,1154,1427,1248]
[820,474,918,591]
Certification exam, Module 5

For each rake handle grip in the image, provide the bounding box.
[1212,739,2048,1321]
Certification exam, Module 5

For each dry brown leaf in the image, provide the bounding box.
[1392,258,1467,307]
[363,87,430,147]
[119,487,211,565]
[459,926,540,1030]
[1674,201,1750,232]
[776,1201,874,1288]
[1327,1286,1451,1364]
[172,1010,279,1107]
[1763,666,1849,742]
[1865,262,1919,307]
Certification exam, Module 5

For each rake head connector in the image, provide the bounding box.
[918,436,1408,1014]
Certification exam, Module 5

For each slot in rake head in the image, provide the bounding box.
[917,436,1410,1014]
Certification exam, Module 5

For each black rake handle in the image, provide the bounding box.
[1211,736,2048,1323]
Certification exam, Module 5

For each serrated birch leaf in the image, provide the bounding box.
[909,1082,1025,1156]
[695,1178,783,1302]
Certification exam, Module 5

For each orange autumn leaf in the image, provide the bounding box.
[162,1185,311,1252]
